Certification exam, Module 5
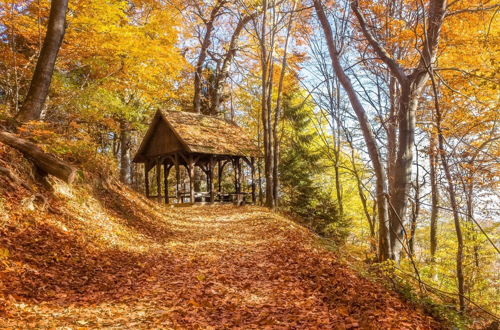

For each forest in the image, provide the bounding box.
[0,0,498,328]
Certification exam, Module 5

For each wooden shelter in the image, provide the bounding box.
[133,110,259,204]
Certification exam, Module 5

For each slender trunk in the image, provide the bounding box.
[429,131,439,261]
[119,121,132,185]
[260,0,274,208]
[409,155,420,256]
[271,0,295,208]
[15,0,68,122]
[430,72,465,311]
[266,13,275,208]
[350,143,375,252]
[332,91,342,218]
[333,159,343,216]
[314,0,390,260]
[257,107,264,204]
[437,113,465,312]
[464,178,480,268]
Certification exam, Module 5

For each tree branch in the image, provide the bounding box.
[446,4,499,17]
[350,0,407,84]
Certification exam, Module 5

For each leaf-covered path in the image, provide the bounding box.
[1,197,439,328]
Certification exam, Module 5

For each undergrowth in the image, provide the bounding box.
[373,261,469,329]
[315,235,475,329]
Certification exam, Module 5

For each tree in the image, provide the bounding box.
[253,0,300,208]
[313,0,449,261]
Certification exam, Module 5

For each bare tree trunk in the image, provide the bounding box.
[119,121,132,185]
[257,108,264,204]
[314,0,390,260]
[259,0,275,208]
[429,131,439,262]
[15,0,68,122]
[389,82,421,260]
[193,0,226,113]
[333,88,343,217]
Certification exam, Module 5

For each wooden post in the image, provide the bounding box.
[163,161,170,204]
[209,156,215,203]
[175,153,181,203]
[218,160,223,195]
[188,155,195,203]
[251,157,256,204]
[156,159,162,203]
[144,161,150,198]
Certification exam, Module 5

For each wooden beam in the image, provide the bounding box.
[144,161,150,198]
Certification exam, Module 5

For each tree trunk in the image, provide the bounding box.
[260,0,275,208]
[15,0,68,122]
[119,121,132,185]
[350,0,447,261]
[387,76,398,236]
[271,0,296,208]
[409,150,421,256]
[193,0,226,113]
[389,81,423,261]
[333,123,343,216]
[429,131,439,262]
[0,130,76,183]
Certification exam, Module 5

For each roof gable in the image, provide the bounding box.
[133,110,259,162]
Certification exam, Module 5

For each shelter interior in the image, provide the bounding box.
[133,110,259,205]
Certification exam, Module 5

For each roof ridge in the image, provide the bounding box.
[161,109,239,127]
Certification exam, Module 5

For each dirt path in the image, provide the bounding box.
[1,204,439,328]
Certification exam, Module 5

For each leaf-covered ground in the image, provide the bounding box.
[0,182,440,328]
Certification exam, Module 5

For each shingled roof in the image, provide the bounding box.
[133,110,259,162]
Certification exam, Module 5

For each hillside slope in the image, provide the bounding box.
[0,150,439,328]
